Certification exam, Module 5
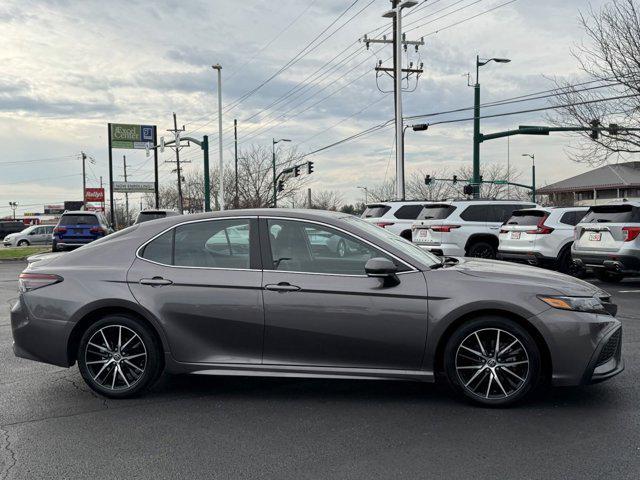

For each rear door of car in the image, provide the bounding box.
[128,217,265,365]
[412,204,456,245]
[575,204,640,252]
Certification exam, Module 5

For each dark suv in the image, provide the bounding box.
[52,211,112,251]
[0,221,26,241]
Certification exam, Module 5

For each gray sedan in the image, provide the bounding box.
[11,209,623,406]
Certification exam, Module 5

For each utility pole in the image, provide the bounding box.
[522,153,536,202]
[307,188,312,209]
[357,186,369,204]
[212,64,224,210]
[362,0,423,201]
[234,119,239,209]
[167,112,186,214]
[272,138,292,207]
[122,155,129,226]
[100,176,104,212]
[81,151,87,209]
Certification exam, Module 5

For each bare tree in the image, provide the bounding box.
[311,190,344,211]
[548,0,640,166]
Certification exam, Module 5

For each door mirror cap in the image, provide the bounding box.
[365,257,398,278]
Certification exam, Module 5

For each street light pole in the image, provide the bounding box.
[357,186,369,204]
[522,153,536,202]
[212,64,224,211]
[473,55,511,198]
[272,138,291,208]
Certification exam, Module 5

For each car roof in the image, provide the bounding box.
[61,211,99,215]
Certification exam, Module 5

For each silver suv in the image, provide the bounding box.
[412,199,537,258]
[572,201,640,282]
[362,201,436,240]
[3,225,55,247]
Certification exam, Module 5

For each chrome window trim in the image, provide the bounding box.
[136,214,420,275]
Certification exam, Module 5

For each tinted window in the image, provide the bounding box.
[174,219,250,269]
[418,205,456,220]
[142,230,173,264]
[393,205,424,220]
[505,210,546,226]
[489,204,536,223]
[581,205,640,223]
[362,205,391,218]
[559,211,586,226]
[267,219,394,275]
[59,214,99,225]
[460,205,487,222]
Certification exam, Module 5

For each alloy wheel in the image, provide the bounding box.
[455,328,530,400]
[84,325,147,391]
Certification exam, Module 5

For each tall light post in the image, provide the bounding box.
[272,138,291,208]
[473,55,511,198]
[212,64,224,210]
[522,153,536,202]
[9,202,18,220]
[383,0,418,201]
[357,186,369,204]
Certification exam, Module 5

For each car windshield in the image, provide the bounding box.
[343,216,441,267]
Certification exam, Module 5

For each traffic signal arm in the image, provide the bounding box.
[480,124,640,143]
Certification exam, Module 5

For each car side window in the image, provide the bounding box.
[174,219,251,269]
[460,205,487,222]
[560,212,577,226]
[142,230,173,265]
[393,205,423,219]
[267,219,395,275]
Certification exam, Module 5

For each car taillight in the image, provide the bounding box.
[525,215,554,235]
[18,273,63,292]
[53,226,67,234]
[376,222,395,228]
[622,226,640,242]
[90,226,106,235]
[430,225,460,233]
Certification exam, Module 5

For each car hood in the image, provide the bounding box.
[4,233,17,240]
[450,257,607,297]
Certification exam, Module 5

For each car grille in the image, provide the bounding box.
[596,329,621,366]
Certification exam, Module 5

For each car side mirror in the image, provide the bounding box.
[365,257,398,278]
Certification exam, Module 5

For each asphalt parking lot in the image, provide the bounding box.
[0,261,638,480]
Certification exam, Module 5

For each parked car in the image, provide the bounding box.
[0,221,26,241]
[572,201,640,282]
[12,209,622,406]
[134,209,180,224]
[3,225,55,247]
[412,200,537,258]
[52,211,113,252]
[498,207,588,275]
[361,201,437,240]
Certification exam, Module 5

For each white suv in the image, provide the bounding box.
[411,200,537,258]
[498,207,588,274]
[361,201,436,240]
[572,201,640,282]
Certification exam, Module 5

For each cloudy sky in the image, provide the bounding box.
[0,0,612,216]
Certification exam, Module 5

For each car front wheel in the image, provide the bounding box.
[444,317,541,407]
[467,242,496,259]
[77,315,162,398]
[17,240,29,247]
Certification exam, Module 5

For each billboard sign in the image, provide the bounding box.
[85,187,105,203]
[44,204,65,215]
[110,123,154,149]
[113,181,156,193]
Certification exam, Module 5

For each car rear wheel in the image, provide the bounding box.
[17,240,29,247]
[444,317,541,407]
[558,249,583,277]
[594,270,624,283]
[77,315,162,399]
[467,242,496,259]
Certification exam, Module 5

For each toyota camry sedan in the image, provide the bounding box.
[11,209,623,406]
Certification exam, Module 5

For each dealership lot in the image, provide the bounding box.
[0,260,638,480]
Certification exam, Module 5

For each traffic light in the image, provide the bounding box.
[294,165,301,177]
[590,119,601,140]
[463,185,474,196]
[307,161,314,174]
[452,175,458,184]
[609,123,620,136]
[425,174,432,185]
[277,180,285,192]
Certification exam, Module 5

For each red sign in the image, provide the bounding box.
[85,188,105,202]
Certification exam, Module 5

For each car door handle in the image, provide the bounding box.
[140,277,173,287]
[264,282,301,292]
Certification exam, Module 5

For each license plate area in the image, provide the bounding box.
[510,232,521,240]
[588,232,602,241]
[416,229,432,242]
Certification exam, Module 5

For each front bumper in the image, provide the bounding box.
[583,324,624,384]
[572,251,640,274]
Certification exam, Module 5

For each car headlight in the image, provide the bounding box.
[539,295,607,314]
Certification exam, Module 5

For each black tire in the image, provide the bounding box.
[17,240,29,247]
[594,270,624,283]
[51,240,60,252]
[557,248,583,277]
[77,315,162,399]
[467,241,496,259]
[444,316,541,407]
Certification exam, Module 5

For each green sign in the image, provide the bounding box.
[110,123,154,149]
[494,180,508,185]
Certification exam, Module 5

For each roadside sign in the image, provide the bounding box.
[86,205,105,212]
[64,201,84,211]
[113,181,156,193]
[85,187,105,203]
[110,123,154,149]
[44,204,64,215]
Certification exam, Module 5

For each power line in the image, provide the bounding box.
[0,154,76,166]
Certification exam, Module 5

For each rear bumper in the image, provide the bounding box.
[497,250,557,267]
[415,243,465,257]
[572,251,640,274]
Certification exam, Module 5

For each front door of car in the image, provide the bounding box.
[128,217,264,365]
[260,218,428,370]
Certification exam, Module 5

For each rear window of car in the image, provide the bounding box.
[417,205,456,220]
[393,205,425,219]
[137,212,167,223]
[581,205,640,223]
[59,214,99,225]
[362,205,391,218]
[505,210,547,226]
